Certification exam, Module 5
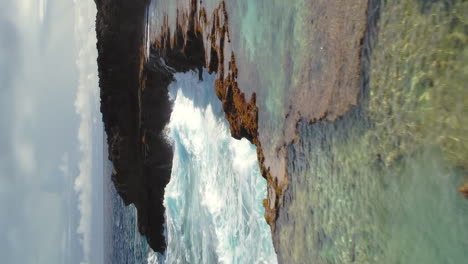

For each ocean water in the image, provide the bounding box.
[106,174,151,264]
[147,70,277,264]
[275,0,468,263]
[140,0,468,263]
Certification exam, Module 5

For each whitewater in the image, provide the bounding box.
[147,70,277,264]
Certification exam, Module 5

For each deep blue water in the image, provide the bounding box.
[106,171,150,264]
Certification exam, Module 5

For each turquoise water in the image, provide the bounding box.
[223,0,309,162]
[224,0,368,179]
[147,71,277,264]
[276,119,468,263]
[144,0,468,263]
[275,0,468,263]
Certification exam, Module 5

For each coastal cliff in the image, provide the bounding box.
[95,0,173,252]
[151,0,278,228]
[95,0,367,254]
[95,0,261,253]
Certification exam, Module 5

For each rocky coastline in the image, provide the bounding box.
[95,0,369,254]
[95,0,266,253]
[95,0,173,252]
[150,0,279,227]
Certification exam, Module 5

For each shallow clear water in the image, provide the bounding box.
[275,0,468,263]
[147,71,277,264]
[144,0,468,263]
[221,0,315,174]
[224,0,368,182]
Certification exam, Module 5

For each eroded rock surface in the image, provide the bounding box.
[95,0,261,253]
[95,0,174,252]
[95,0,369,254]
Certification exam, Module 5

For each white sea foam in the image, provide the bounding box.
[147,70,277,264]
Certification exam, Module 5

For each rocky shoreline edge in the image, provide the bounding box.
[95,0,276,253]
[95,0,370,254]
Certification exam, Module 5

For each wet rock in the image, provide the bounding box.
[459,184,468,199]
[95,0,173,252]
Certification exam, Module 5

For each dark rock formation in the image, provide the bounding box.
[95,0,280,253]
[95,0,174,253]
[94,0,260,253]
[151,0,279,229]
[95,0,369,254]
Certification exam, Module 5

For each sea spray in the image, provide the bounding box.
[148,70,277,264]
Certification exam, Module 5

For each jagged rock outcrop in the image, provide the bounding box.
[151,0,280,229]
[96,0,369,254]
[95,0,174,253]
[94,0,261,253]
[95,0,282,253]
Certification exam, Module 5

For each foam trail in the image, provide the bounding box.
[148,70,277,264]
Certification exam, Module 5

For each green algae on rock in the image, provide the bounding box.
[274,0,468,263]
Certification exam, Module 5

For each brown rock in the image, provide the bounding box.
[95,0,369,254]
[460,184,468,199]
